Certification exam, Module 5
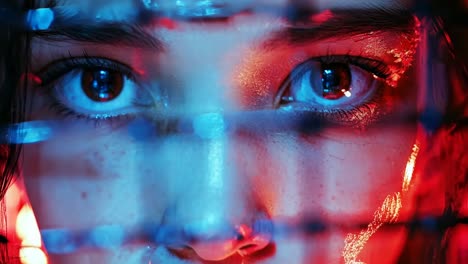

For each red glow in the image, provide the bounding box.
[20,73,42,86]
[237,224,253,239]
[134,68,146,76]
[154,17,178,30]
[6,181,48,264]
[16,204,48,264]
[309,10,333,25]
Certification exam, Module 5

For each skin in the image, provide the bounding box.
[20,0,422,263]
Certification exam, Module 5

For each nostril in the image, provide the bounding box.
[239,244,257,251]
[168,246,200,260]
[235,231,272,257]
[238,244,263,257]
[175,227,272,261]
[237,240,269,256]
[165,218,274,261]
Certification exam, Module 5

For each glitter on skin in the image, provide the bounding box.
[402,143,420,192]
[384,17,421,88]
[342,139,420,263]
[342,139,419,264]
[342,192,402,264]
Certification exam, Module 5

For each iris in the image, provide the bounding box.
[319,63,351,100]
[81,69,124,102]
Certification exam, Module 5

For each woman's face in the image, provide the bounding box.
[21,0,422,263]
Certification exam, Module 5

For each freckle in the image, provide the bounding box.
[331,195,336,201]
[81,192,88,199]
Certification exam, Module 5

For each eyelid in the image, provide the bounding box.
[318,55,392,79]
[311,55,391,78]
[274,55,390,106]
[36,56,138,87]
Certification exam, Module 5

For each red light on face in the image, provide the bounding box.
[20,73,42,86]
[236,224,253,240]
[16,204,48,264]
[309,10,333,25]
[154,17,179,30]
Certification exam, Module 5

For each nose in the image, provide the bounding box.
[185,223,272,261]
[159,121,273,261]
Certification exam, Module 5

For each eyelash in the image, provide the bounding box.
[275,55,391,128]
[314,55,391,78]
[36,53,394,129]
[37,54,140,125]
[38,55,136,85]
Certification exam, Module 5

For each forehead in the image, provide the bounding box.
[39,0,414,13]
[46,0,413,6]
[31,0,416,31]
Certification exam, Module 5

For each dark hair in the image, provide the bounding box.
[0,0,33,262]
[397,1,468,262]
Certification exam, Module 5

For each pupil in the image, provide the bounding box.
[81,69,124,102]
[319,63,351,100]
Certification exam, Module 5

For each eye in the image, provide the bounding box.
[38,57,157,120]
[275,56,391,126]
[320,63,351,100]
[81,69,124,102]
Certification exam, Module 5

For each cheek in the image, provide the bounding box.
[252,125,416,220]
[20,125,169,228]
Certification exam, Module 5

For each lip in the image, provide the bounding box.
[164,242,276,264]
[168,246,245,264]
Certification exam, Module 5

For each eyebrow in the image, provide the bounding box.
[264,9,418,47]
[32,21,164,50]
[31,8,417,51]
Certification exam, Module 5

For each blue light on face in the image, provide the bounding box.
[26,8,54,30]
[141,0,251,19]
[88,225,126,249]
[2,121,56,144]
[193,112,226,139]
[127,117,158,141]
[41,229,77,254]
